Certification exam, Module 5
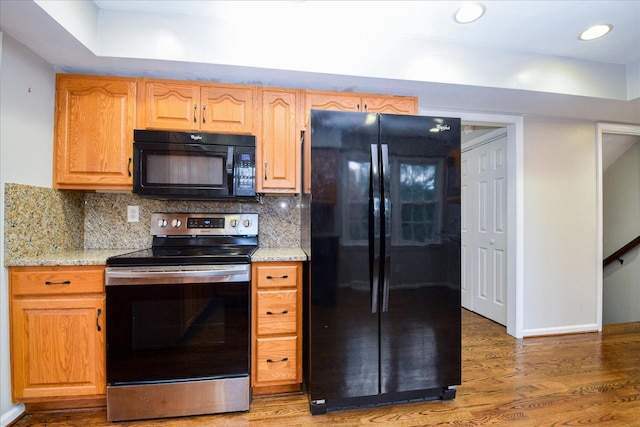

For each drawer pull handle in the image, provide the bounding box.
[266,275,289,279]
[45,280,71,285]
[266,310,289,315]
[266,357,289,363]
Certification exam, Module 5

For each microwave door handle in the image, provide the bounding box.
[227,147,234,173]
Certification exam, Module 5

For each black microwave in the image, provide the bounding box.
[133,129,256,200]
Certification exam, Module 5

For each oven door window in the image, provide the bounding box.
[106,281,249,385]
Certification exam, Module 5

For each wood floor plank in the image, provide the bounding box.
[10,310,640,426]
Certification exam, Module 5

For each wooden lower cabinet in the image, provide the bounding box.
[9,266,106,403]
[251,262,302,395]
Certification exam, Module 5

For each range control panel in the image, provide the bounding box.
[150,213,258,237]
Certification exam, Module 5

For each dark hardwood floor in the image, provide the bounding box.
[11,309,640,426]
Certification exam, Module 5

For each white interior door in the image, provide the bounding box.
[461,129,508,325]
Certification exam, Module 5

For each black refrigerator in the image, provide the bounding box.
[302,110,461,414]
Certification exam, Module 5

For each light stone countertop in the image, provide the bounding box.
[251,247,307,262]
[5,247,308,267]
[4,249,139,267]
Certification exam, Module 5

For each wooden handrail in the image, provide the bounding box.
[603,235,640,267]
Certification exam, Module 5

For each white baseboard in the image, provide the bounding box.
[523,323,599,337]
[1,404,25,427]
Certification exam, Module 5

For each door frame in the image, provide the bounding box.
[421,110,523,338]
[596,123,640,330]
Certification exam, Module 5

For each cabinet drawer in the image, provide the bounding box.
[255,264,298,289]
[256,336,298,384]
[10,266,104,296]
[256,290,297,335]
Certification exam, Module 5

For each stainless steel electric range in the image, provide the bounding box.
[105,212,258,422]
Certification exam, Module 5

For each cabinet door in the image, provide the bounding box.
[11,296,106,400]
[200,85,256,134]
[362,95,417,115]
[54,75,135,190]
[141,81,200,130]
[259,89,300,193]
[304,91,361,127]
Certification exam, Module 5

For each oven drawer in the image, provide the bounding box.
[10,266,105,296]
[255,264,298,289]
[255,336,298,384]
[256,290,297,335]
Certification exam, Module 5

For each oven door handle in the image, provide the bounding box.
[105,265,250,285]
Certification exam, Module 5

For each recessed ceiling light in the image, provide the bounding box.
[579,24,613,41]
[455,3,485,24]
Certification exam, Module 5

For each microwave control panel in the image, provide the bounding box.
[234,150,256,196]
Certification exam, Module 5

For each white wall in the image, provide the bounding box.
[603,140,640,324]
[522,117,599,335]
[0,32,55,426]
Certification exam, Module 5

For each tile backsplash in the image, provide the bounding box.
[83,192,301,249]
[5,183,301,262]
[4,183,84,259]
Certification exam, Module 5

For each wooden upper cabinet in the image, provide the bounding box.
[361,95,418,115]
[304,89,417,127]
[138,79,256,134]
[53,74,136,190]
[139,81,199,131]
[200,85,256,134]
[258,88,300,193]
[305,91,362,114]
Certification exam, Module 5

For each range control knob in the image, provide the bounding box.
[157,219,168,228]
[229,219,239,227]
[243,219,251,228]
[171,219,182,228]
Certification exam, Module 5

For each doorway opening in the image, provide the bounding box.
[598,124,640,327]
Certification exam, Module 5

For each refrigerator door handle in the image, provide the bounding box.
[370,143,380,314]
[381,143,391,312]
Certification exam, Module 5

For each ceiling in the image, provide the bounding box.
[1,0,639,124]
[90,0,640,66]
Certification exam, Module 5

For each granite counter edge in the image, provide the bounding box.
[6,247,308,267]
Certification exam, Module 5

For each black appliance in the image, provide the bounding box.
[133,129,256,200]
[302,110,461,414]
[105,213,258,421]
